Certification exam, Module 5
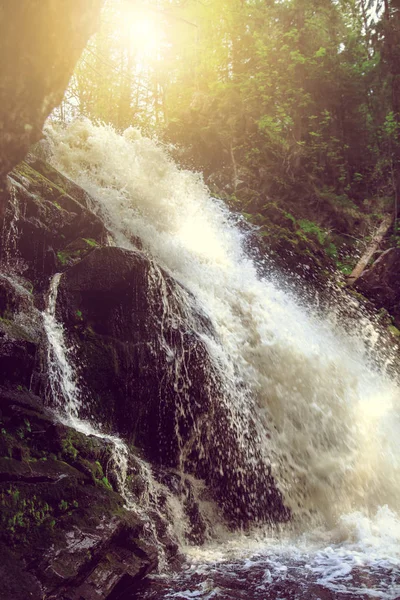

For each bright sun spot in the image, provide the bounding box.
[121,3,163,58]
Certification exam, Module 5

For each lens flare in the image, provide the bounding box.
[121,3,163,58]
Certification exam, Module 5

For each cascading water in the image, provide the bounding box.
[44,119,400,598]
[1,180,21,269]
[43,271,133,500]
[42,270,188,564]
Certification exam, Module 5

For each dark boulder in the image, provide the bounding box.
[57,246,289,527]
[57,246,216,459]
[0,161,107,283]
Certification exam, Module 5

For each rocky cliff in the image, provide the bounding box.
[0,157,288,599]
[0,160,166,599]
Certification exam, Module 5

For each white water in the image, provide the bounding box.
[1,180,23,270]
[45,119,400,597]
[42,271,204,566]
[43,272,134,500]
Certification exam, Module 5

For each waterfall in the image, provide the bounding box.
[1,181,21,268]
[43,272,133,499]
[45,119,400,592]
[43,273,81,418]
[42,271,201,563]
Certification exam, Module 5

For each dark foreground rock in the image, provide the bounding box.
[0,156,287,597]
[0,0,102,185]
[0,386,161,600]
[0,161,176,599]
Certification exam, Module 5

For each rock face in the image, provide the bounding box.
[1,159,107,285]
[0,0,102,187]
[0,162,173,600]
[0,157,288,598]
[356,248,400,327]
[0,386,158,600]
[58,246,289,527]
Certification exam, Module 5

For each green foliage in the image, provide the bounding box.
[325,243,338,259]
[58,499,69,512]
[60,434,79,462]
[57,251,68,266]
[298,220,327,246]
[82,238,98,248]
[55,0,400,279]
[336,260,354,276]
[100,477,113,491]
[0,486,54,544]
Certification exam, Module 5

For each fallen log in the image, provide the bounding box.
[347,214,394,286]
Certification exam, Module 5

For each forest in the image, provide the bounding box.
[1,1,400,599]
[56,0,400,281]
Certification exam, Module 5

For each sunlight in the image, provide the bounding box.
[179,216,229,265]
[121,3,164,59]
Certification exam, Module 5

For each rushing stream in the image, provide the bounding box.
[42,119,400,599]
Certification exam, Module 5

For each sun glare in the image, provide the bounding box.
[121,3,164,59]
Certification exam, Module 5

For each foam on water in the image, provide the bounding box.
[142,507,399,598]
[45,118,400,593]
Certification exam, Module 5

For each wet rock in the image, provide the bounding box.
[0,385,160,600]
[26,156,97,211]
[356,247,400,327]
[0,544,43,600]
[0,274,41,386]
[57,246,212,455]
[41,517,157,600]
[0,161,107,282]
[57,246,289,527]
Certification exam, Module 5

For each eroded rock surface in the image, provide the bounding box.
[0,156,288,597]
[57,246,288,527]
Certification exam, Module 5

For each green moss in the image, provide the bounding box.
[57,248,83,267]
[388,325,400,337]
[325,242,338,259]
[0,485,54,545]
[57,251,69,266]
[82,238,99,248]
[298,219,327,246]
[60,433,79,462]
[100,477,113,492]
[283,211,297,224]
[15,163,66,200]
[336,260,353,275]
